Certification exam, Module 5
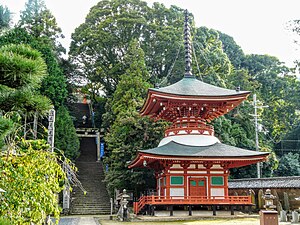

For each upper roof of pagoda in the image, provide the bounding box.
[151,77,249,97]
[140,76,250,117]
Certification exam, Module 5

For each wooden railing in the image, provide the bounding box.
[165,127,214,137]
[134,195,252,214]
[134,195,148,215]
[165,122,214,137]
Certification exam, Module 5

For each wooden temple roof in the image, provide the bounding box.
[229,176,300,189]
[139,141,268,157]
[129,141,268,169]
[149,76,250,97]
[140,77,250,119]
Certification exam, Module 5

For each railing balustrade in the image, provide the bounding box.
[134,195,252,214]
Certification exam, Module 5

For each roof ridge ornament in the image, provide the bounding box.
[184,9,194,78]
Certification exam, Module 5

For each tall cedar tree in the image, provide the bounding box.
[17,0,68,105]
[19,0,65,54]
[104,40,166,195]
[0,5,12,30]
[55,106,80,160]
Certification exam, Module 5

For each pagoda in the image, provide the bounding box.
[129,10,269,215]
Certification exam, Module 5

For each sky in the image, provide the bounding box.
[2,0,300,68]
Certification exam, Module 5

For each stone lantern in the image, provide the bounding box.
[118,189,130,221]
[263,189,276,210]
[260,189,278,225]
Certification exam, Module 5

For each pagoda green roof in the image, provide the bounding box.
[140,141,268,158]
[150,76,250,97]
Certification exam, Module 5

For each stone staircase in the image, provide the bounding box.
[69,103,111,215]
[71,161,111,215]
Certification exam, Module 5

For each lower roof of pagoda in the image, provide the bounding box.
[128,141,269,169]
[140,141,268,157]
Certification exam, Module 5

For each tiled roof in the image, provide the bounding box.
[140,141,268,158]
[229,177,300,189]
[150,76,250,97]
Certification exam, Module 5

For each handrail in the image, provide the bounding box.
[134,195,148,214]
[134,195,251,214]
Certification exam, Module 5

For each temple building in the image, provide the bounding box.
[129,10,269,215]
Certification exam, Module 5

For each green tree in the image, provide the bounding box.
[104,41,166,194]
[218,31,245,69]
[219,32,300,146]
[19,0,64,54]
[0,116,14,149]
[16,0,68,104]
[0,5,12,31]
[0,28,68,108]
[0,139,65,224]
[277,124,300,156]
[69,0,230,96]
[242,54,300,141]
[274,152,300,176]
[0,44,51,116]
[192,27,231,87]
[69,0,152,95]
[55,106,80,160]
[0,37,75,225]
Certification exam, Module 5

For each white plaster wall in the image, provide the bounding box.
[211,188,225,197]
[158,135,220,147]
[170,188,184,197]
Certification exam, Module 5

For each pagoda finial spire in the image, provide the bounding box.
[184,9,193,77]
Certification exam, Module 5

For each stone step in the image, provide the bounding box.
[71,211,110,215]
[72,198,110,202]
[72,208,110,211]
[72,199,110,202]
[71,210,110,214]
[72,205,110,209]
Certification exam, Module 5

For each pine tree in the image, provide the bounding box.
[0,44,51,116]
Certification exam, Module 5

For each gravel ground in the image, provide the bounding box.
[53,216,100,225]
[53,216,300,225]
[99,218,260,225]
[99,218,300,225]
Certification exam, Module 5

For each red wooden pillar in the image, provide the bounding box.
[181,161,189,198]
[166,173,170,197]
[184,167,187,198]
[221,163,230,198]
[205,162,213,197]
[155,172,159,196]
[224,171,229,197]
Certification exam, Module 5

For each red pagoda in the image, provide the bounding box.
[129,10,269,215]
